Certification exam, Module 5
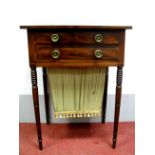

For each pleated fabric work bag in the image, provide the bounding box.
[47,68,106,118]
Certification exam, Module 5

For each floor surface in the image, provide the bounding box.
[19,122,135,155]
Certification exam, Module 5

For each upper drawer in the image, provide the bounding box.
[34,32,120,45]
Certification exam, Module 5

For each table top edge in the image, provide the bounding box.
[20,25,132,30]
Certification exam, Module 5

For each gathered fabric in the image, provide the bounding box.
[47,68,106,118]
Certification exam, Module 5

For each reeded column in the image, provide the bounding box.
[31,67,43,150]
[112,66,123,148]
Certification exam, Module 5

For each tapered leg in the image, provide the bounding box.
[112,66,123,149]
[102,67,109,123]
[31,67,43,150]
[42,67,50,124]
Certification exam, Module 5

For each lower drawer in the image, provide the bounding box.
[35,47,119,61]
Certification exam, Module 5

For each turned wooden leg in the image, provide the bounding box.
[102,67,109,123]
[42,67,50,124]
[112,66,123,149]
[31,67,43,150]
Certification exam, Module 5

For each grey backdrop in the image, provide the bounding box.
[19,94,135,123]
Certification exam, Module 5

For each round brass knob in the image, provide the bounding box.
[95,34,103,43]
[94,49,103,58]
[51,34,59,42]
[51,49,60,59]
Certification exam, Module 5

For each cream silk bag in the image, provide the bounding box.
[47,68,106,118]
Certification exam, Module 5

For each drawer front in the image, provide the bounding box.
[35,46,119,61]
[35,32,120,45]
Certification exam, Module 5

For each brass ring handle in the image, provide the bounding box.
[95,34,103,43]
[51,34,59,42]
[51,49,60,59]
[94,49,103,58]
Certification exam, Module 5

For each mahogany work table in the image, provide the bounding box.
[20,25,132,150]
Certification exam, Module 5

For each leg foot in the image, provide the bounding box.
[39,140,43,150]
[112,141,116,149]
